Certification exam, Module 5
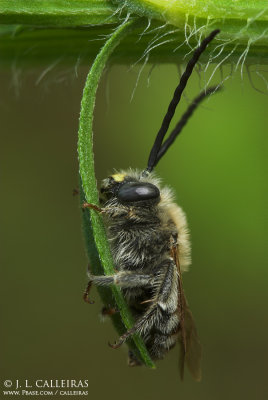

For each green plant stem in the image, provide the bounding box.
[77,17,155,368]
[0,0,118,26]
[0,0,268,66]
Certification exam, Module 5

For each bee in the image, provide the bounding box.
[83,30,220,380]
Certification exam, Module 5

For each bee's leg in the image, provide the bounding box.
[85,270,154,315]
[101,306,118,316]
[85,269,151,304]
[82,203,128,218]
[82,202,103,213]
[87,271,155,290]
[109,261,178,349]
[83,280,95,304]
[128,350,142,367]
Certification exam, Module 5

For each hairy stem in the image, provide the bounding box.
[0,0,268,66]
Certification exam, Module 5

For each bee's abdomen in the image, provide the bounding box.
[131,302,180,360]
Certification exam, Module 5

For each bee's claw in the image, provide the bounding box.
[108,340,123,349]
[83,279,94,304]
[83,293,95,304]
[101,306,118,316]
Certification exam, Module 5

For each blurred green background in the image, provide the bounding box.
[1,57,268,400]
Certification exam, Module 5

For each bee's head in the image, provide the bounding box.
[100,172,160,206]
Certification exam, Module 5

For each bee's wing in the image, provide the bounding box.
[178,302,202,381]
[170,242,202,381]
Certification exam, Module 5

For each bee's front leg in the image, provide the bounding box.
[82,202,103,213]
[82,202,128,217]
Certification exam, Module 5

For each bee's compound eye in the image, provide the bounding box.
[117,182,160,202]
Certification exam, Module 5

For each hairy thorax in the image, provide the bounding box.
[103,204,178,272]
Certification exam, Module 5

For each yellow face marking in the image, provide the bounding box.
[112,173,125,182]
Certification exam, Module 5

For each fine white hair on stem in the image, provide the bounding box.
[239,41,251,80]
[87,12,132,43]
[176,21,215,58]
[116,0,128,20]
[101,11,131,35]
[146,27,180,52]
[147,64,156,87]
[184,14,194,51]
[184,15,190,45]
[172,14,213,54]
[246,65,261,93]
[101,10,131,37]
[193,15,198,41]
[130,24,168,67]
[137,18,152,42]
[195,62,203,91]
[219,64,224,83]
[35,58,62,86]
[145,23,168,50]
[130,53,149,102]
[140,22,168,37]
[255,69,268,91]
[87,34,112,43]
[246,65,268,95]
[118,11,130,26]
[11,59,22,98]
[132,33,178,68]
[205,44,238,89]
[245,7,268,28]
[212,63,234,93]
[100,0,126,24]
[204,42,227,72]
[234,39,252,79]
[74,55,81,78]
[143,37,178,57]
[172,37,188,54]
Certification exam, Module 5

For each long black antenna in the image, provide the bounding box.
[154,86,222,167]
[146,29,220,173]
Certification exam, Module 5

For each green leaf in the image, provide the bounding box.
[77,17,155,369]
